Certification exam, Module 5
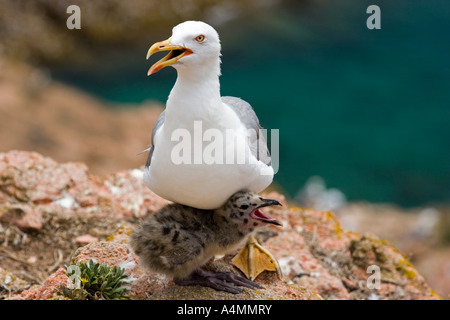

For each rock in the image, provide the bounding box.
[0,204,42,230]
[335,202,450,298]
[74,234,98,245]
[14,239,320,300]
[0,151,441,300]
[11,268,69,300]
[0,267,30,299]
[0,150,169,219]
[27,256,37,264]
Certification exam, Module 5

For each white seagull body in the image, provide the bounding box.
[143,21,274,210]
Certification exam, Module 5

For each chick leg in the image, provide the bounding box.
[174,268,263,294]
[232,234,282,280]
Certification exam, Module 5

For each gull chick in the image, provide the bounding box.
[129,191,282,294]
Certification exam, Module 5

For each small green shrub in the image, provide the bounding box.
[58,259,130,300]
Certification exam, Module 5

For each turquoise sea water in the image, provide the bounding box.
[52,1,450,207]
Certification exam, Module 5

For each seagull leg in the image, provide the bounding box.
[232,234,282,280]
[174,268,263,294]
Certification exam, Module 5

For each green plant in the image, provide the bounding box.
[58,259,130,300]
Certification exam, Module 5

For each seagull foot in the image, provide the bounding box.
[174,268,263,294]
[232,234,282,281]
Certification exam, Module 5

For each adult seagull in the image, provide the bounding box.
[143,21,280,280]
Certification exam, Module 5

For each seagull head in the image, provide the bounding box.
[146,21,221,76]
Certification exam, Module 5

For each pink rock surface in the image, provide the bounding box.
[1,151,441,300]
[0,204,42,230]
[0,150,169,225]
[74,234,99,245]
[12,268,69,300]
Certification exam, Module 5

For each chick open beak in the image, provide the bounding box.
[251,199,282,226]
[146,39,193,75]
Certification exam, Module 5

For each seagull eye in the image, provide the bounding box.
[195,35,205,43]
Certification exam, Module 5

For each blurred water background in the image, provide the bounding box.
[4,0,449,208]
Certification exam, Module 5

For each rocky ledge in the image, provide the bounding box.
[0,150,441,300]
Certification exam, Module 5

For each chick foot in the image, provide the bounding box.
[232,234,282,281]
[174,268,264,294]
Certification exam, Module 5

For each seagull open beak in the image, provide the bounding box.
[146,39,193,75]
[251,198,282,226]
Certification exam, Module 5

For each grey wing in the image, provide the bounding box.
[145,110,165,168]
[221,96,272,166]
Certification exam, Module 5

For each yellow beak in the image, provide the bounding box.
[146,39,193,75]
